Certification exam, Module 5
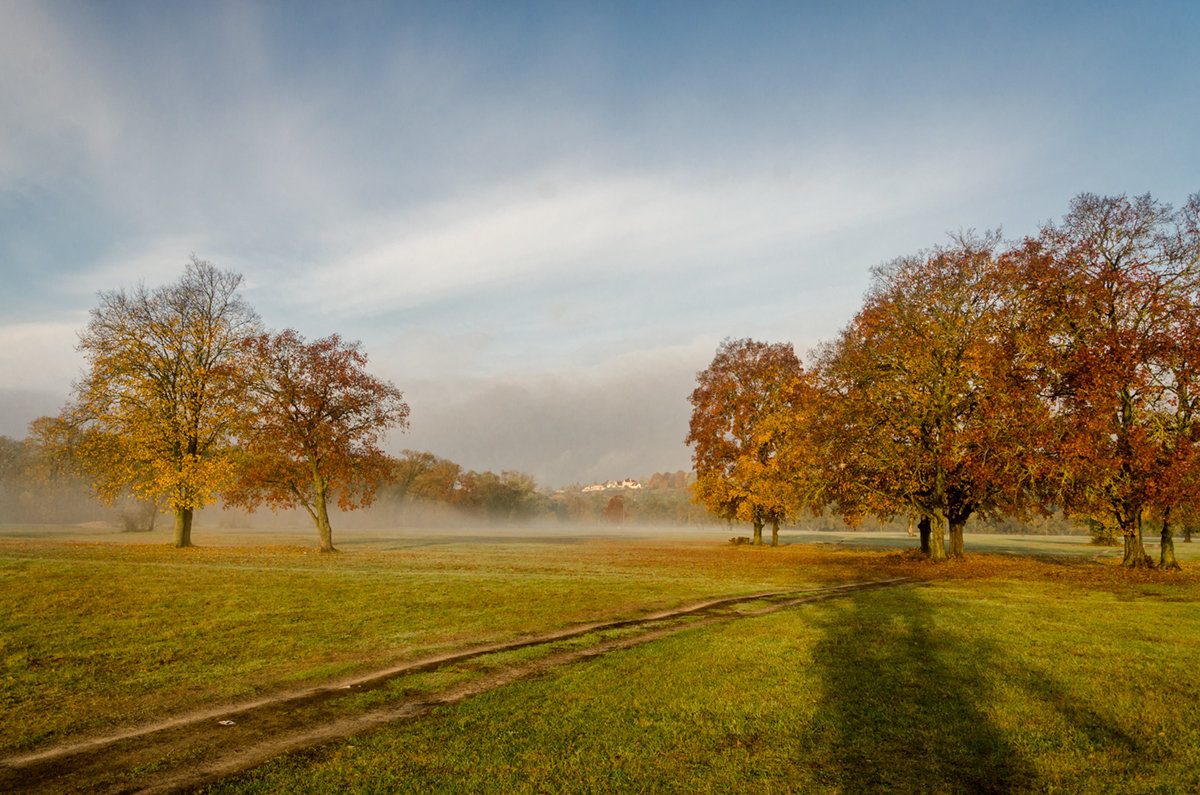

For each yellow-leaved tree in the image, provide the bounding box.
[686,338,805,546]
[53,257,260,547]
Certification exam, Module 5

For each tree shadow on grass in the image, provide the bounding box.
[806,585,1036,794]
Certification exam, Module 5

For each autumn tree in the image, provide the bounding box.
[686,338,804,546]
[59,258,259,546]
[1143,302,1200,570]
[1014,193,1200,568]
[226,330,410,553]
[0,435,31,520]
[604,494,627,524]
[451,469,543,521]
[388,450,462,504]
[811,235,1045,560]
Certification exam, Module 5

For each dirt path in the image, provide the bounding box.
[0,578,912,794]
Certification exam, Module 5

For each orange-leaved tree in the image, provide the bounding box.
[686,338,804,546]
[226,330,410,552]
[811,235,1045,560]
[1014,193,1200,568]
[59,258,259,547]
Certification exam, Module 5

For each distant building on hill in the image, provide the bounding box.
[581,478,643,493]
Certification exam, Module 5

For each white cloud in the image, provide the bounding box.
[294,131,1021,321]
[0,1,1105,487]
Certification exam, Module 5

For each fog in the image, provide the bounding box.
[396,358,701,488]
[0,388,62,439]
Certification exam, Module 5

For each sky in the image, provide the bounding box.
[1,0,1198,487]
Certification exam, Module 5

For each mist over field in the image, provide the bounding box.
[0,390,59,439]
[396,352,699,487]
[0,345,700,489]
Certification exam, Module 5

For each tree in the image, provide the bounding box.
[226,330,410,552]
[24,415,161,528]
[388,450,462,504]
[604,494,626,524]
[1014,193,1200,568]
[686,338,804,546]
[451,469,542,521]
[62,258,259,546]
[811,235,1044,560]
[0,435,31,520]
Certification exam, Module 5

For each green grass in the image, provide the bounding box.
[0,530,835,752]
[783,528,1200,561]
[205,577,1200,795]
[3,524,1199,793]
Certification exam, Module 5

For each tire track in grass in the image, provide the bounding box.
[0,578,912,794]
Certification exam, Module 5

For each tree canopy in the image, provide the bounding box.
[812,234,1046,560]
[58,258,260,546]
[686,338,804,546]
[687,192,1200,569]
[225,330,410,552]
[1015,193,1200,567]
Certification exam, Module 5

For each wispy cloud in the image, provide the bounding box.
[3,1,1194,484]
[294,129,1023,321]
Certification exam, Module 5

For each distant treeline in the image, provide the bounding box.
[0,438,708,528]
[377,456,715,526]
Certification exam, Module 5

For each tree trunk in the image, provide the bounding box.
[770,520,779,547]
[927,509,948,562]
[1121,513,1151,568]
[173,505,193,548]
[1183,525,1193,543]
[752,520,763,546]
[314,483,336,553]
[1160,517,1181,571]
[918,516,931,555]
[949,520,965,559]
[907,515,916,537]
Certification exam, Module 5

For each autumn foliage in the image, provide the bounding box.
[33,260,409,550]
[51,259,260,547]
[686,338,804,545]
[810,234,1049,561]
[687,193,1200,569]
[1013,193,1200,568]
[225,330,410,552]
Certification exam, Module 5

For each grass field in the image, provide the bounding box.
[2,522,1198,793]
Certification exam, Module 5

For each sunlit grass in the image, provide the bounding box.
[205,577,1200,795]
[0,532,839,752]
[3,525,1198,793]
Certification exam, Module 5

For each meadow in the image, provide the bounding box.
[1,522,1198,793]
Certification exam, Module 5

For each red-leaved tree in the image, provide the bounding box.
[227,330,410,552]
[1014,193,1200,568]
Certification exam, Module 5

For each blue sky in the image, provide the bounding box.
[1,0,1197,486]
